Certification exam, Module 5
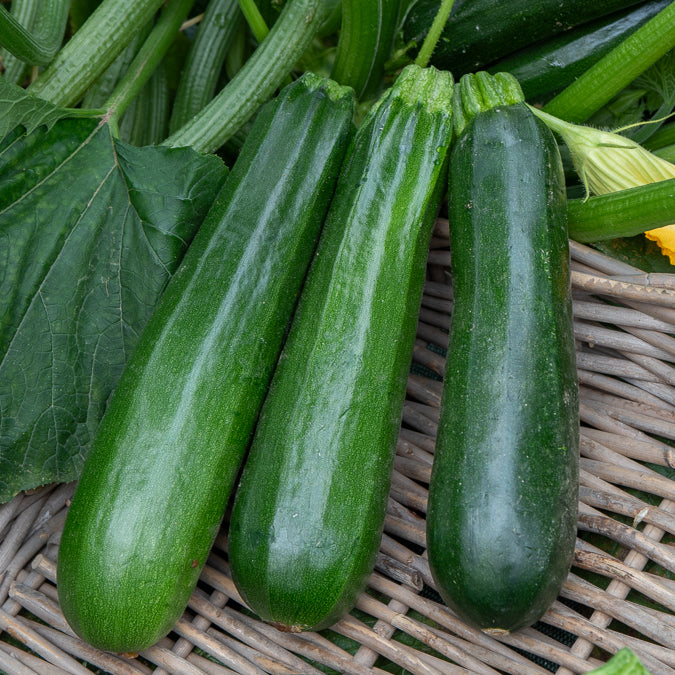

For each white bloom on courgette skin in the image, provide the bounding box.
[529,105,675,264]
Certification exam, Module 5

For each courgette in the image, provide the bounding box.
[402,0,647,77]
[228,64,454,633]
[426,72,579,634]
[490,0,671,103]
[56,72,355,654]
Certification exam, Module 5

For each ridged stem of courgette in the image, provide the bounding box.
[168,0,242,134]
[0,0,37,84]
[117,59,170,145]
[228,64,454,633]
[27,0,166,107]
[164,0,329,153]
[104,0,194,125]
[0,0,69,66]
[56,72,355,654]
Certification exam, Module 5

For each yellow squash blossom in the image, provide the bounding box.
[530,106,675,264]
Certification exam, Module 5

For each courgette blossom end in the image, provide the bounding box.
[529,105,675,264]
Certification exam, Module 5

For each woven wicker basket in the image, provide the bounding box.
[1,220,675,675]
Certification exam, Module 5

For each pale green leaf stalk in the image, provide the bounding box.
[164,0,330,153]
[1,0,38,84]
[238,0,270,42]
[28,0,166,107]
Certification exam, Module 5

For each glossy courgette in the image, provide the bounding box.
[228,64,454,633]
[56,73,355,654]
[402,0,647,77]
[490,0,670,103]
[426,72,579,634]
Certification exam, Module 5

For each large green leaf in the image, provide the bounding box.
[0,116,228,502]
[0,77,84,138]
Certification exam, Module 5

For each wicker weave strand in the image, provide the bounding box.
[0,230,674,674]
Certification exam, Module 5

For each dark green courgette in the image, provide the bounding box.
[56,73,355,654]
[402,0,647,77]
[228,64,454,633]
[427,72,579,634]
[490,0,671,103]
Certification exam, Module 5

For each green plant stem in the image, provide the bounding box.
[0,0,69,66]
[567,177,675,242]
[414,0,455,69]
[330,0,401,100]
[170,0,243,133]
[1,0,37,83]
[81,25,152,109]
[117,82,150,146]
[105,0,195,123]
[543,1,675,123]
[27,0,166,107]
[237,0,269,42]
[143,62,171,145]
[164,0,330,154]
[119,60,170,145]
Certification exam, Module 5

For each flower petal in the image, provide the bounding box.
[645,225,675,264]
